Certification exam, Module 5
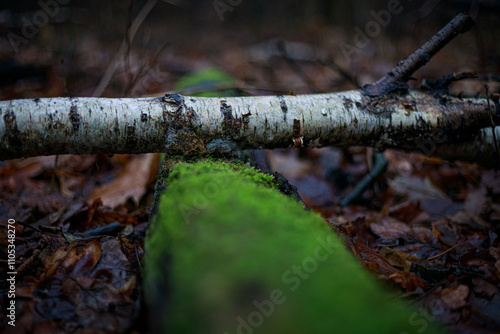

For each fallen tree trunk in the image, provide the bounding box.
[144,158,442,334]
[0,90,495,164]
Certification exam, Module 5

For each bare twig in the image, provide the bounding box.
[422,71,478,95]
[92,0,158,97]
[276,39,319,93]
[125,41,172,96]
[426,241,464,261]
[125,0,135,90]
[339,152,388,207]
[363,13,475,98]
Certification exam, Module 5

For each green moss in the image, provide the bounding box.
[174,67,239,97]
[144,160,442,334]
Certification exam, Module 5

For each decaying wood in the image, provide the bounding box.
[0,90,495,164]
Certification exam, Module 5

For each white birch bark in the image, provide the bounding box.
[0,90,496,165]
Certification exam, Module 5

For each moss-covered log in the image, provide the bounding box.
[143,159,442,334]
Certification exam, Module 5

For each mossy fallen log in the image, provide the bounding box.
[143,159,442,334]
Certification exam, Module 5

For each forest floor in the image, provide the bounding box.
[1,2,500,333]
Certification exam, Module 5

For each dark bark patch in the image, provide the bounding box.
[278,95,288,121]
[163,93,183,106]
[356,96,396,117]
[272,171,307,208]
[126,124,138,150]
[220,101,241,138]
[242,110,251,130]
[141,113,149,122]
[292,119,302,137]
[162,99,205,156]
[2,110,23,155]
[186,107,197,125]
[69,105,81,133]
[343,97,353,111]
[47,112,54,130]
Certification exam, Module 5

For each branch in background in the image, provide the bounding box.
[421,71,478,95]
[339,152,388,207]
[276,39,319,93]
[0,90,494,164]
[363,13,475,97]
[92,0,158,97]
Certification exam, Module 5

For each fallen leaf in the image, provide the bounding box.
[441,284,469,309]
[389,175,446,200]
[88,154,159,208]
[472,277,498,299]
[464,184,488,215]
[370,217,410,239]
[432,220,459,247]
[388,201,422,224]
[388,272,427,292]
[344,236,399,277]
[43,240,102,279]
[379,247,422,272]
[490,247,500,260]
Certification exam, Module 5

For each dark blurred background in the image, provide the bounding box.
[0,0,499,98]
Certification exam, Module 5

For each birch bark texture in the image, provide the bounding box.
[0,90,495,164]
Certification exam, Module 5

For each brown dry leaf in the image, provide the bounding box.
[411,225,437,244]
[16,285,35,299]
[70,240,102,276]
[118,276,137,296]
[20,190,69,215]
[448,210,491,228]
[0,156,56,179]
[88,154,160,208]
[388,201,423,224]
[43,240,102,279]
[388,175,446,200]
[370,217,410,239]
[472,277,499,299]
[432,220,459,246]
[388,272,428,292]
[43,241,78,278]
[441,284,469,309]
[91,238,131,288]
[379,247,422,272]
[464,184,488,214]
[60,275,135,332]
[482,170,500,195]
[344,236,400,277]
[490,247,500,260]
[420,197,462,221]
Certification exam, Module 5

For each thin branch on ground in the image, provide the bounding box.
[339,152,388,207]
